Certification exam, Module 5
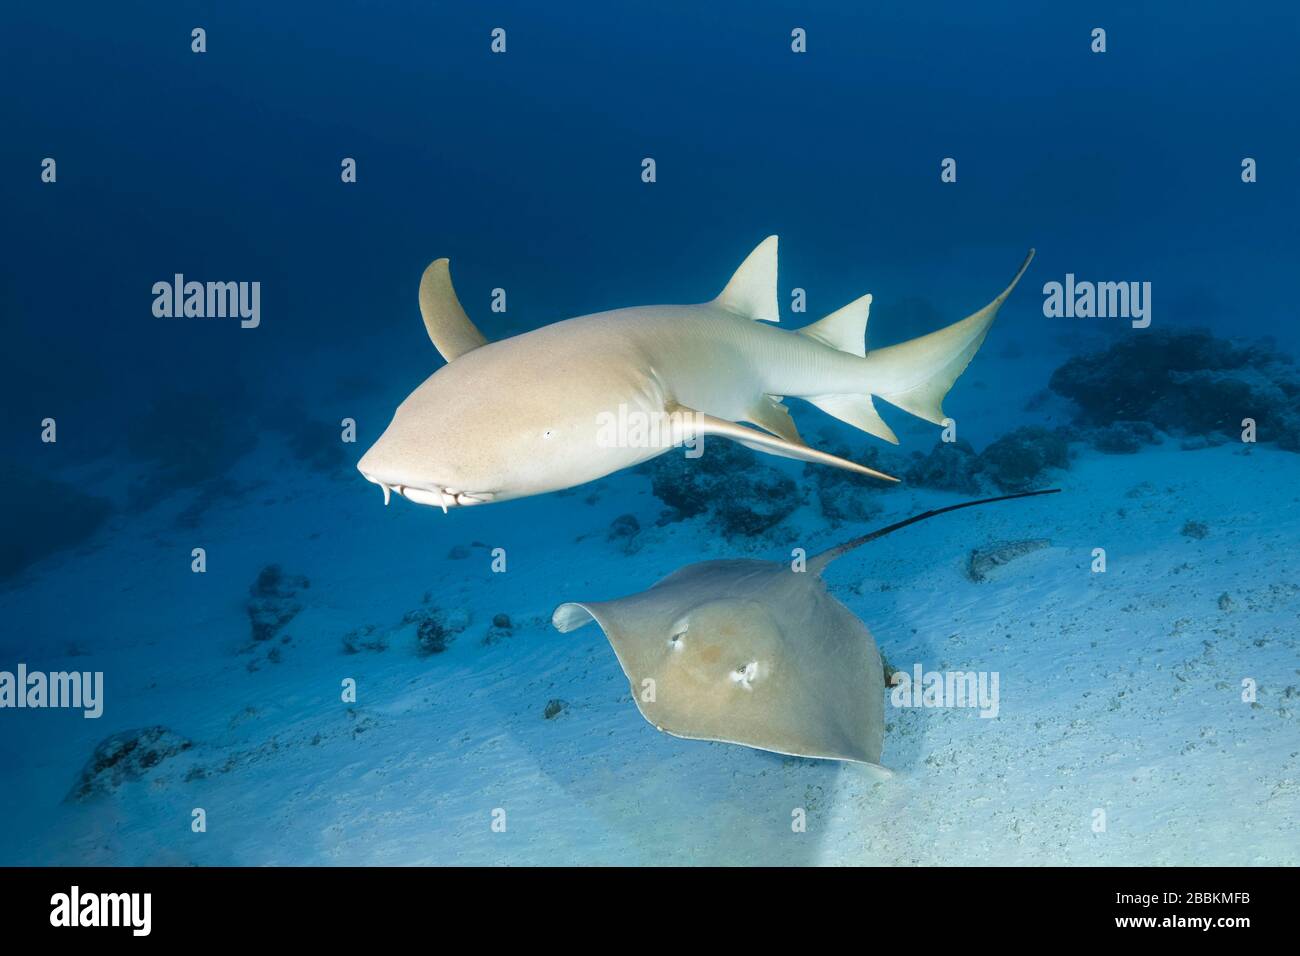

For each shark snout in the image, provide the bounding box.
[356,459,493,513]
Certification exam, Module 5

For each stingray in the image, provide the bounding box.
[552,489,1059,765]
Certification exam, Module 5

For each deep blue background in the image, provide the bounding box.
[3,0,1297,469]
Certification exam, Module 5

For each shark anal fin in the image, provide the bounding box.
[746,396,804,445]
[805,394,899,444]
[670,405,898,483]
[419,258,489,363]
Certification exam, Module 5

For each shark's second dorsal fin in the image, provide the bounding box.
[419,258,489,362]
[798,293,872,357]
[714,235,780,322]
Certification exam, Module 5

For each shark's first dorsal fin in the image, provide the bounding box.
[798,293,872,357]
[714,235,780,322]
[419,258,489,363]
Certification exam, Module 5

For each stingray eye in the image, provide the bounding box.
[731,660,760,690]
[668,617,689,650]
[541,428,555,439]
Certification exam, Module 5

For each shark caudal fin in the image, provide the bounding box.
[859,250,1035,426]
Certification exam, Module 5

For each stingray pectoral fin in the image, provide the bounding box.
[673,405,899,483]
[418,258,489,363]
[552,602,600,633]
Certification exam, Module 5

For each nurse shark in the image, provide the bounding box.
[358,237,1034,510]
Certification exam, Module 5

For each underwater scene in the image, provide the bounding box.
[2,2,1298,868]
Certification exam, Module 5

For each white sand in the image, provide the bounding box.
[1,434,1296,865]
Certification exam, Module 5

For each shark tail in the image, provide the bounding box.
[800,250,1034,439]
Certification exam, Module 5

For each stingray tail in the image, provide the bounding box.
[808,488,1060,575]
[801,250,1035,442]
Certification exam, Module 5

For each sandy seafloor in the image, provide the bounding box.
[1,383,1297,866]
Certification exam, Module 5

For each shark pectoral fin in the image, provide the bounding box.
[673,406,899,483]
[713,235,780,322]
[418,258,489,362]
[746,396,804,445]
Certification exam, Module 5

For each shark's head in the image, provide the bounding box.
[357,345,659,511]
[357,256,666,511]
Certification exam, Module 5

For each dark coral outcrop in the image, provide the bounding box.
[1049,329,1300,449]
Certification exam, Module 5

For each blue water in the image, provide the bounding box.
[2,2,1298,865]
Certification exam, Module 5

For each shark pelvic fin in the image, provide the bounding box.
[671,405,898,483]
[714,235,780,322]
[418,258,489,363]
[746,396,804,445]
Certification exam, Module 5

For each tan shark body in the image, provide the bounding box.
[358,237,1034,510]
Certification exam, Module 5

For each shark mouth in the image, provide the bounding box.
[359,475,493,513]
